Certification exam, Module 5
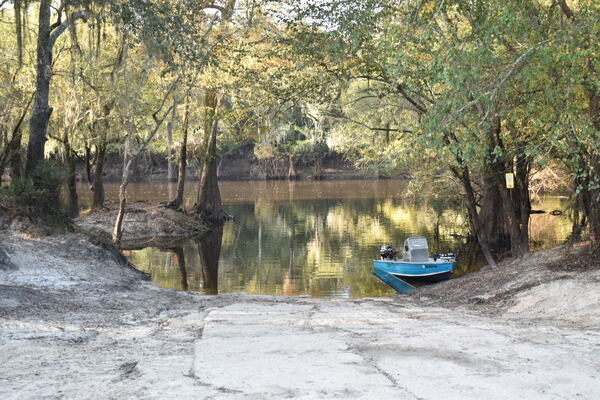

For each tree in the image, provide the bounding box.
[26,1,88,176]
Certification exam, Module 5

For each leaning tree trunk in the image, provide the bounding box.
[6,93,32,181]
[112,81,173,244]
[452,165,497,269]
[112,142,132,244]
[444,130,497,268]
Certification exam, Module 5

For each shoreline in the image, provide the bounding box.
[75,202,209,249]
[1,228,599,399]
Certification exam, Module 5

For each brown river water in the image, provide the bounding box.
[78,180,571,298]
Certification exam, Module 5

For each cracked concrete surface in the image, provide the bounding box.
[1,232,600,399]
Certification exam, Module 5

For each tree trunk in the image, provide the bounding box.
[63,131,79,218]
[582,67,600,246]
[112,144,132,244]
[25,0,53,176]
[112,79,172,244]
[9,135,23,181]
[514,147,531,253]
[84,143,93,184]
[571,193,587,241]
[488,116,528,258]
[287,155,297,180]
[194,91,223,224]
[443,130,497,267]
[167,97,179,185]
[26,3,87,177]
[91,143,106,211]
[313,155,323,179]
[14,0,24,68]
[479,174,510,251]
[173,103,189,209]
[452,165,497,268]
[91,103,113,211]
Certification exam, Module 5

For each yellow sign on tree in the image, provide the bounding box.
[505,173,515,189]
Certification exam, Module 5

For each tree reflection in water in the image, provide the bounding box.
[125,190,571,298]
[171,247,188,291]
[196,227,223,295]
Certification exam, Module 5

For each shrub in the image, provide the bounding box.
[0,161,67,224]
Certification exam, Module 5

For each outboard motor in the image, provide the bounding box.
[433,252,458,263]
[379,245,397,260]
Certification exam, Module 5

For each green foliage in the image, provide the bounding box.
[0,162,67,224]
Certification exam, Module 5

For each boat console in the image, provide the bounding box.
[403,237,429,262]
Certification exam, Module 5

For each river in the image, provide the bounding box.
[77,180,571,298]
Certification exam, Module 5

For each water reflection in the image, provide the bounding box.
[125,191,569,297]
[197,227,223,295]
[119,181,572,298]
[171,247,188,291]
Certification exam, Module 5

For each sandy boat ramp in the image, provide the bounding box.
[1,231,599,399]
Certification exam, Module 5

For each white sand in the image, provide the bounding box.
[1,232,599,399]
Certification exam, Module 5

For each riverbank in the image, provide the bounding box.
[414,242,600,325]
[1,229,599,399]
[76,202,208,249]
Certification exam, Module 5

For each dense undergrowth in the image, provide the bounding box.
[0,162,70,230]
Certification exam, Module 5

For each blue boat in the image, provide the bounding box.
[373,237,456,284]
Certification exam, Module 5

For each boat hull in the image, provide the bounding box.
[373,259,455,282]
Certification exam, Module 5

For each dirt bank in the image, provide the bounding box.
[76,202,208,249]
[414,242,600,326]
[1,229,599,399]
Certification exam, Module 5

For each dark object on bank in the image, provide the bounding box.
[529,209,546,214]
[550,210,563,216]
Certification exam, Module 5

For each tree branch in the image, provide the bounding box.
[48,10,88,51]
[553,0,575,19]
[325,113,413,135]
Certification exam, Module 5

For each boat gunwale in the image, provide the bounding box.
[372,259,455,266]
[388,270,452,277]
